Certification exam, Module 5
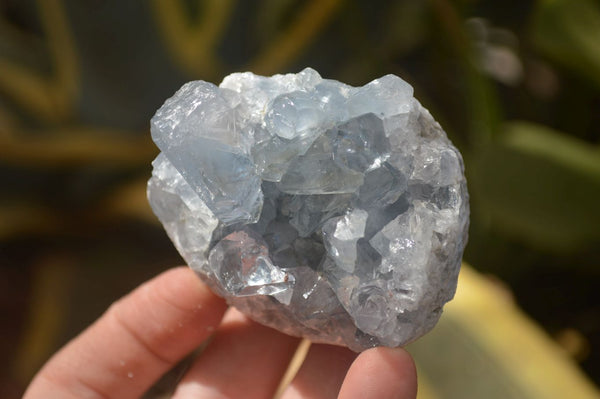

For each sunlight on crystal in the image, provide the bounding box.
[148,68,469,351]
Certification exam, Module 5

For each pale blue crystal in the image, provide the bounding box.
[148,68,469,351]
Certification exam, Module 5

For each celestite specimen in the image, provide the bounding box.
[147,68,469,351]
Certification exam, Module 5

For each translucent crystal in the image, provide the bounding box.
[148,68,469,351]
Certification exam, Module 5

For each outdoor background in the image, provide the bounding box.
[1,0,599,398]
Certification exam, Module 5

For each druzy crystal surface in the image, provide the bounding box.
[147,68,469,351]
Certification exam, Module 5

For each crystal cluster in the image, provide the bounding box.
[147,68,469,351]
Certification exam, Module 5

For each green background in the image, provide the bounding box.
[1,0,598,397]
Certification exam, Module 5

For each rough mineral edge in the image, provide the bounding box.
[147,68,469,351]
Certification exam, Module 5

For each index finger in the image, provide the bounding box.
[24,267,228,399]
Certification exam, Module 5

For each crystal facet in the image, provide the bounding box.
[148,68,469,351]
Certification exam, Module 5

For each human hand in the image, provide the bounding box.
[24,267,417,399]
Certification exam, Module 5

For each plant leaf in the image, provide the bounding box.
[472,121,600,251]
[532,0,600,88]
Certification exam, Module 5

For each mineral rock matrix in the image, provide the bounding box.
[148,68,469,350]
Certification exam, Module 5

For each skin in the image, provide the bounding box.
[24,267,417,399]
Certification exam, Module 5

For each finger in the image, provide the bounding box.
[24,267,228,399]
[337,347,417,399]
[172,307,300,399]
[280,344,358,399]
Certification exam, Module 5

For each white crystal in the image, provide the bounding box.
[322,209,369,273]
[147,154,218,274]
[148,68,469,351]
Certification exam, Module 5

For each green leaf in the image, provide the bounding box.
[472,121,600,252]
[503,122,600,179]
[532,0,600,88]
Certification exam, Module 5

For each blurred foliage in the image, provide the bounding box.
[475,121,600,251]
[0,0,599,397]
[532,0,600,89]
[408,265,599,399]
